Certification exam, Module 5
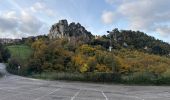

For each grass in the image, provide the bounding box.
[7,45,33,61]
[30,72,170,85]
[30,72,120,83]
[24,71,170,85]
[6,45,33,75]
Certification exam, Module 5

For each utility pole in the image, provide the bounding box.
[107,29,118,52]
[18,65,20,75]
[107,31,113,52]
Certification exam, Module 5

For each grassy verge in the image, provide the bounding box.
[30,72,120,83]
[120,72,170,85]
[29,72,170,85]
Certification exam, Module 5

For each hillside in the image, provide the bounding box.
[92,28,170,56]
[47,20,170,56]
[6,20,170,84]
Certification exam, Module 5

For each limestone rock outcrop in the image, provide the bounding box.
[48,19,93,41]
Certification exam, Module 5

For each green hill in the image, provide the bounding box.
[92,28,170,56]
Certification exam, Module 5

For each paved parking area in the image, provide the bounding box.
[0,63,170,100]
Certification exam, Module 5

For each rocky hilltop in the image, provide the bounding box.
[49,20,93,41]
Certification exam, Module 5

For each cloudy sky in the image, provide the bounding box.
[0,0,170,43]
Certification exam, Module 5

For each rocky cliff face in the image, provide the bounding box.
[49,20,93,41]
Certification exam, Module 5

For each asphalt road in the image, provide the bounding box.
[0,63,170,100]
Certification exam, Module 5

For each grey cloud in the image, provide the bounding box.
[156,25,170,37]
[101,11,116,24]
[0,17,18,32]
[105,0,170,40]
[19,11,43,34]
[30,2,56,17]
[0,11,44,38]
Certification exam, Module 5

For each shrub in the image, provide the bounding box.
[7,58,21,74]
[27,59,42,74]
[31,72,120,83]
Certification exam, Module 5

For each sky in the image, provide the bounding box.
[0,0,170,43]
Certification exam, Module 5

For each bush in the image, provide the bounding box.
[31,72,120,83]
[154,76,170,85]
[7,58,20,74]
[121,72,154,84]
[84,72,120,82]
[1,48,11,62]
[120,71,170,85]
[7,58,29,76]
[0,44,10,62]
[27,59,42,74]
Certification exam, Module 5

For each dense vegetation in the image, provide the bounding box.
[7,45,33,75]
[6,28,170,84]
[0,43,10,77]
[0,44,10,62]
[92,28,170,56]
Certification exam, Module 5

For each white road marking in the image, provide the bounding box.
[102,91,108,100]
[126,95,145,100]
[111,93,145,100]
[34,87,62,100]
[71,89,81,100]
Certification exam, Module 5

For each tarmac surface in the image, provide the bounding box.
[0,63,170,100]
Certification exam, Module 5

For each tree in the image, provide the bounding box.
[0,44,10,62]
[87,57,97,72]
[152,46,168,55]
[72,54,87,72]
[78,44,96,56]
[28,59,42,73]
[1,48,10,62]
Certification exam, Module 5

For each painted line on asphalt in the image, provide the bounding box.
[71,89,81,100]
[34,87,62,100]
[127,95,145,100]
[102,91,108,100]
[110,93,145,100]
